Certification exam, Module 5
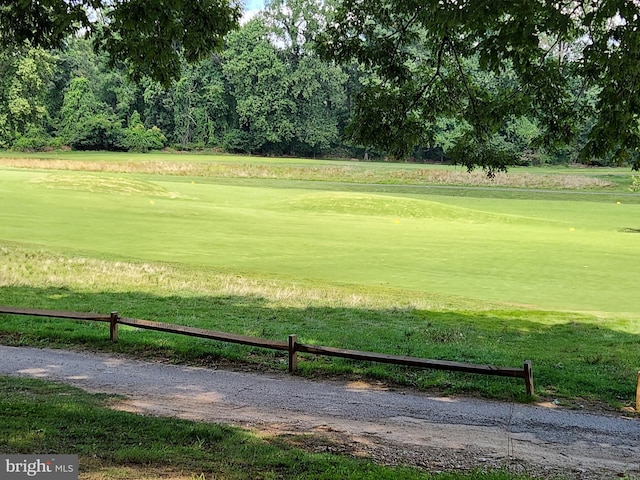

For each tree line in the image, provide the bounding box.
[1,0,637,169]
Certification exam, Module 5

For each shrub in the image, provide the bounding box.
[222,129,254,153]
[122,111,167,152]
[12,128,49,151]
[67,114,125,151]
[123,126,166,152]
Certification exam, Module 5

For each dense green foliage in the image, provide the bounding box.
[318,0,640,174]
[0,28,353,158]
[0,0,240,86]
[1,0,639,170]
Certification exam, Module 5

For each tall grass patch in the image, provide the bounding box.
[0,153,620,188]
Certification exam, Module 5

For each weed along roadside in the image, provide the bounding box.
[0,306,535,396]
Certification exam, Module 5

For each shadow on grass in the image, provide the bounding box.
[2,376,464,480]
[0,285,638,407]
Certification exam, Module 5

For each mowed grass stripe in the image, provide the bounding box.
[1,168,638,313]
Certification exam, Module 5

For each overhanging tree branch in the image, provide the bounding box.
[0,0,242,86]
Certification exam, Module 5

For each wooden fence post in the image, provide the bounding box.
[0,305,543,392]
[288,334,298,373]
[110,311,119,343]
[636,371,640,412]
[524,360,534,396]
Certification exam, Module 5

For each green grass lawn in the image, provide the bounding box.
[2,376,537,480]
[1,166,638,313]
[0,153,639,409]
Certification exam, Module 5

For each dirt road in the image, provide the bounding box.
[0,345,638,479]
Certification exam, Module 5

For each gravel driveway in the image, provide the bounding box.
[0,345,638,479]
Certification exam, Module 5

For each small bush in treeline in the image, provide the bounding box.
[12,131,49,152]
[123,112,167,153]
[67,114,126,151]
[10,111,168,153]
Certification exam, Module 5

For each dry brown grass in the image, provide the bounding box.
[409,169,613,189]
[0,243,500,312]
[0,157,614,189]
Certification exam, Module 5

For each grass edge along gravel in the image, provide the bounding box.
[0,375,544,480]
[1,243,639,412]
